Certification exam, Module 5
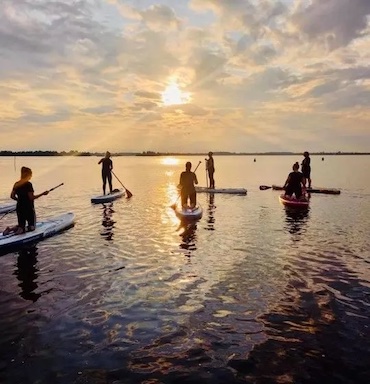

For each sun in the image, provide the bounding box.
[161,83,191,106]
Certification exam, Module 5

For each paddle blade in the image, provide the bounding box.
[259,185,272,190]
[125,189,133,198]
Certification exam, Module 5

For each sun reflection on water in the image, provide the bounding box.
[160,157,179,166]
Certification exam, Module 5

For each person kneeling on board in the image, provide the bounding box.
[283,162,306,200]
[9,166,49,235]
[179,162,198,208]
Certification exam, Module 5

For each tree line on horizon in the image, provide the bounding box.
[0,150,369,157]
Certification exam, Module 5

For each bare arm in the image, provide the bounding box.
[283,175,291,189]
[10,188,17,201]
[301,177,306,189]
[194,174,198,185]
[28,191,49,201]
[98,158,102,164]
[179,173,184,187]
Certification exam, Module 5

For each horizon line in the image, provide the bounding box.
[0,150,369,156]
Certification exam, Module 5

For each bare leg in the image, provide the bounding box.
[209,171,215,189]
[102,173,107,195]
[108,173,113,193]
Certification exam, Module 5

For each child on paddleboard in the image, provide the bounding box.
[179,162,198,208]
[9,167,49,234]
[283,162,306,200]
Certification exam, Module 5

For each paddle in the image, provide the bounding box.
[0,207,16,222]
[171,161,201,209]
[259,185,285,191]
[48,183,64,192]
[0,182,64,221]
[112,171,133,198]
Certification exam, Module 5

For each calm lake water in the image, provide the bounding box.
[0,155,369,384]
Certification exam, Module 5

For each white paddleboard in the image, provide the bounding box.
[0,212,75,250]
[175,204,203,221]
[91,189,125,204]
[0,202,16,214]
[195,187,247,195]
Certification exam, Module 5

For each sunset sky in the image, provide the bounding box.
[1,0,369,152]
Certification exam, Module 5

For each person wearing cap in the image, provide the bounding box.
[206,152,215,189]
[98,151,113,195]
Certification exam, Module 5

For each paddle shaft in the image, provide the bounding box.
[111,171,133,198]
[48,183,64,192]
[194,161,202,173]
[0,208,16,221]
[0,182,63,221]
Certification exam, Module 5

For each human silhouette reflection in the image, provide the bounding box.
[284,207,310,235]
[206,193,216,231]
[14,245,41,302]
[101,203,115,241]
[177,221,198,257]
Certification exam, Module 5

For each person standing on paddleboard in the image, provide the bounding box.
[98,151,113,195]
[206,152,215,189]
[283,162,306,199]
[7,167,49,235]
[301,151,311,188]
[179,162,198,208]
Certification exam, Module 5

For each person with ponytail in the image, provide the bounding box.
[8,167,49,234]
[283,162,306,199]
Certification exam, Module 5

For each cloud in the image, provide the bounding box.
[140,4,181,30]
[293,0,370,50]
[135,91,161,100]
[81,106,117,115]
[132,101,158,111]
[163,103,209,117]
[0,0,369,152]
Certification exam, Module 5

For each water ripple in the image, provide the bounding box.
[0,156,370,383]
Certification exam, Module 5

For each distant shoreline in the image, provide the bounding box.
[0,150,369,157]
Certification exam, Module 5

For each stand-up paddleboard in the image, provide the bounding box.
[272,185,340,195]
[0,212,75,251]
[91,189,125,204]
[279,194,309,208]
[195,187,247,195]
[0,202,16,214]
[175,205,203,221]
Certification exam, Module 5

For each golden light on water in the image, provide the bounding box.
[161,157,179,166]
[161,82,191,106]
